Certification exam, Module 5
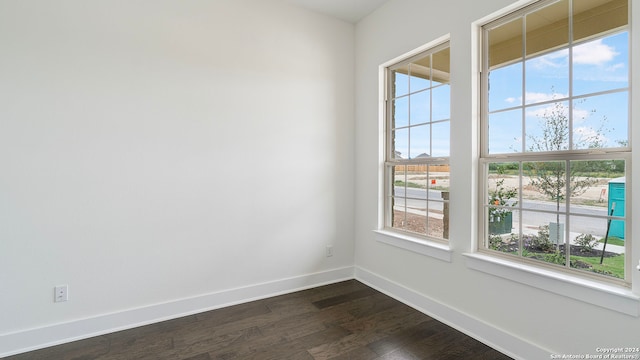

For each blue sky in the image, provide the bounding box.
[488,31,629,154]
[392,72,450,159]
[390,31,628,158]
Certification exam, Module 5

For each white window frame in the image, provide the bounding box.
[469,0,639,314]
[375,36,453,262]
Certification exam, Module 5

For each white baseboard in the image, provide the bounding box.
[354,266,551,360]
[0,266,355,358]
[3,265,549,359]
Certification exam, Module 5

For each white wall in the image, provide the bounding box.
[0,0,355,353]
[355,0,640,358]
[3,0,639,357]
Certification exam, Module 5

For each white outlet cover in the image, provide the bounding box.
[55,285,68,302]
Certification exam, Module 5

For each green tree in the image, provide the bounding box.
[524,101,606,248]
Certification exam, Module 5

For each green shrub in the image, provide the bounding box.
[544,251,566,265]
[529,225,555,252]
[575,233,599,253]
[488,234,503,250]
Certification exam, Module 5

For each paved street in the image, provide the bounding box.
[393,186,616,237]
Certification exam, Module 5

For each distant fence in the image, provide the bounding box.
[393,164,450,173]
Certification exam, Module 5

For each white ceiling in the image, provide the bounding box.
[286,0,389,23]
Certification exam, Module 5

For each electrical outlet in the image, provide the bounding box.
[54,285,68,302]
[326,245,333,257]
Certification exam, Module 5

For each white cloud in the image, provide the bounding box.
[574,126,608,148]
[524,102,592,124]
[606,63,625,72]
[529,49,568,69]
[573,39,618,65]
[525,105,554,119]
[572,108,591,123]
[524,91,567,104]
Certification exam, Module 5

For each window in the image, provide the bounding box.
[384,41,451,241]
[480,0,630,284]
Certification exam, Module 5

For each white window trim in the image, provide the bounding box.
[462,0,639,311]
[374,229,452,262]
[475,0,632,285]
[463,252,639,316]
[377,35,452,254]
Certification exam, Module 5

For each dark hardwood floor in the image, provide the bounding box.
[7,280,512,359]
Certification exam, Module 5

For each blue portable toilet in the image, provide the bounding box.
[608,177,625,240]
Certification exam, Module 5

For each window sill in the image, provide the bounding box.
[373,230,452,262]
[463,252,639,316]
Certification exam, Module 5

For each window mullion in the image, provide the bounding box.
[565,159,571,269]
[521,13,527,154]
[515,161,522,258]
[568,0,574,151]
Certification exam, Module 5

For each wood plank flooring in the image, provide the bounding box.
[7,280,512,359]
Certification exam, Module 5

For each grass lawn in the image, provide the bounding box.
[394,180,424,189]
[599,236,624,246]
[575,254,625,279]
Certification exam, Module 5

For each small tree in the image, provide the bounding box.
[524,100,605,248]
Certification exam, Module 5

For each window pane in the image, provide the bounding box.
[429,164,450,195]
[573,0,628,43]
[569,215,624,280]
[390,165,428,235]
[392,96,409,129]
[522,161,567,213]
[570,215,608,250]
[525,101,569,152]
[405,164,428,202]
[487,208,520,254]
[427,200,446,239]
[393,209,427,235]
[431,121,449,157]
[409,124,430,159]
[567,159,625,280]
[393,67,409,97]
[569,160,625,216]
[487,162,519,205]
[432,85,450,121]
[488,109,522,154]
[573,92,628,149]
[390,165,407,230]
[487,162,519,237]
[394,165,427,206]
[428,164,450,240]
[488,17,523,69]
[526,0,568,56]
[431,47,450,86]
[573,32,628,96]
[410,90,430,125]
[525,49,569,104]
[393,210,426,236]
[391,165,407,198]
[409,55,431,92]
[392,128,408,159]
[521,211,568,266]
[489,210,570,264]
[489,62,522,111]
[410,75,430,94]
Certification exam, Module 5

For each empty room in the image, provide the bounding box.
[1,0,639,359]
